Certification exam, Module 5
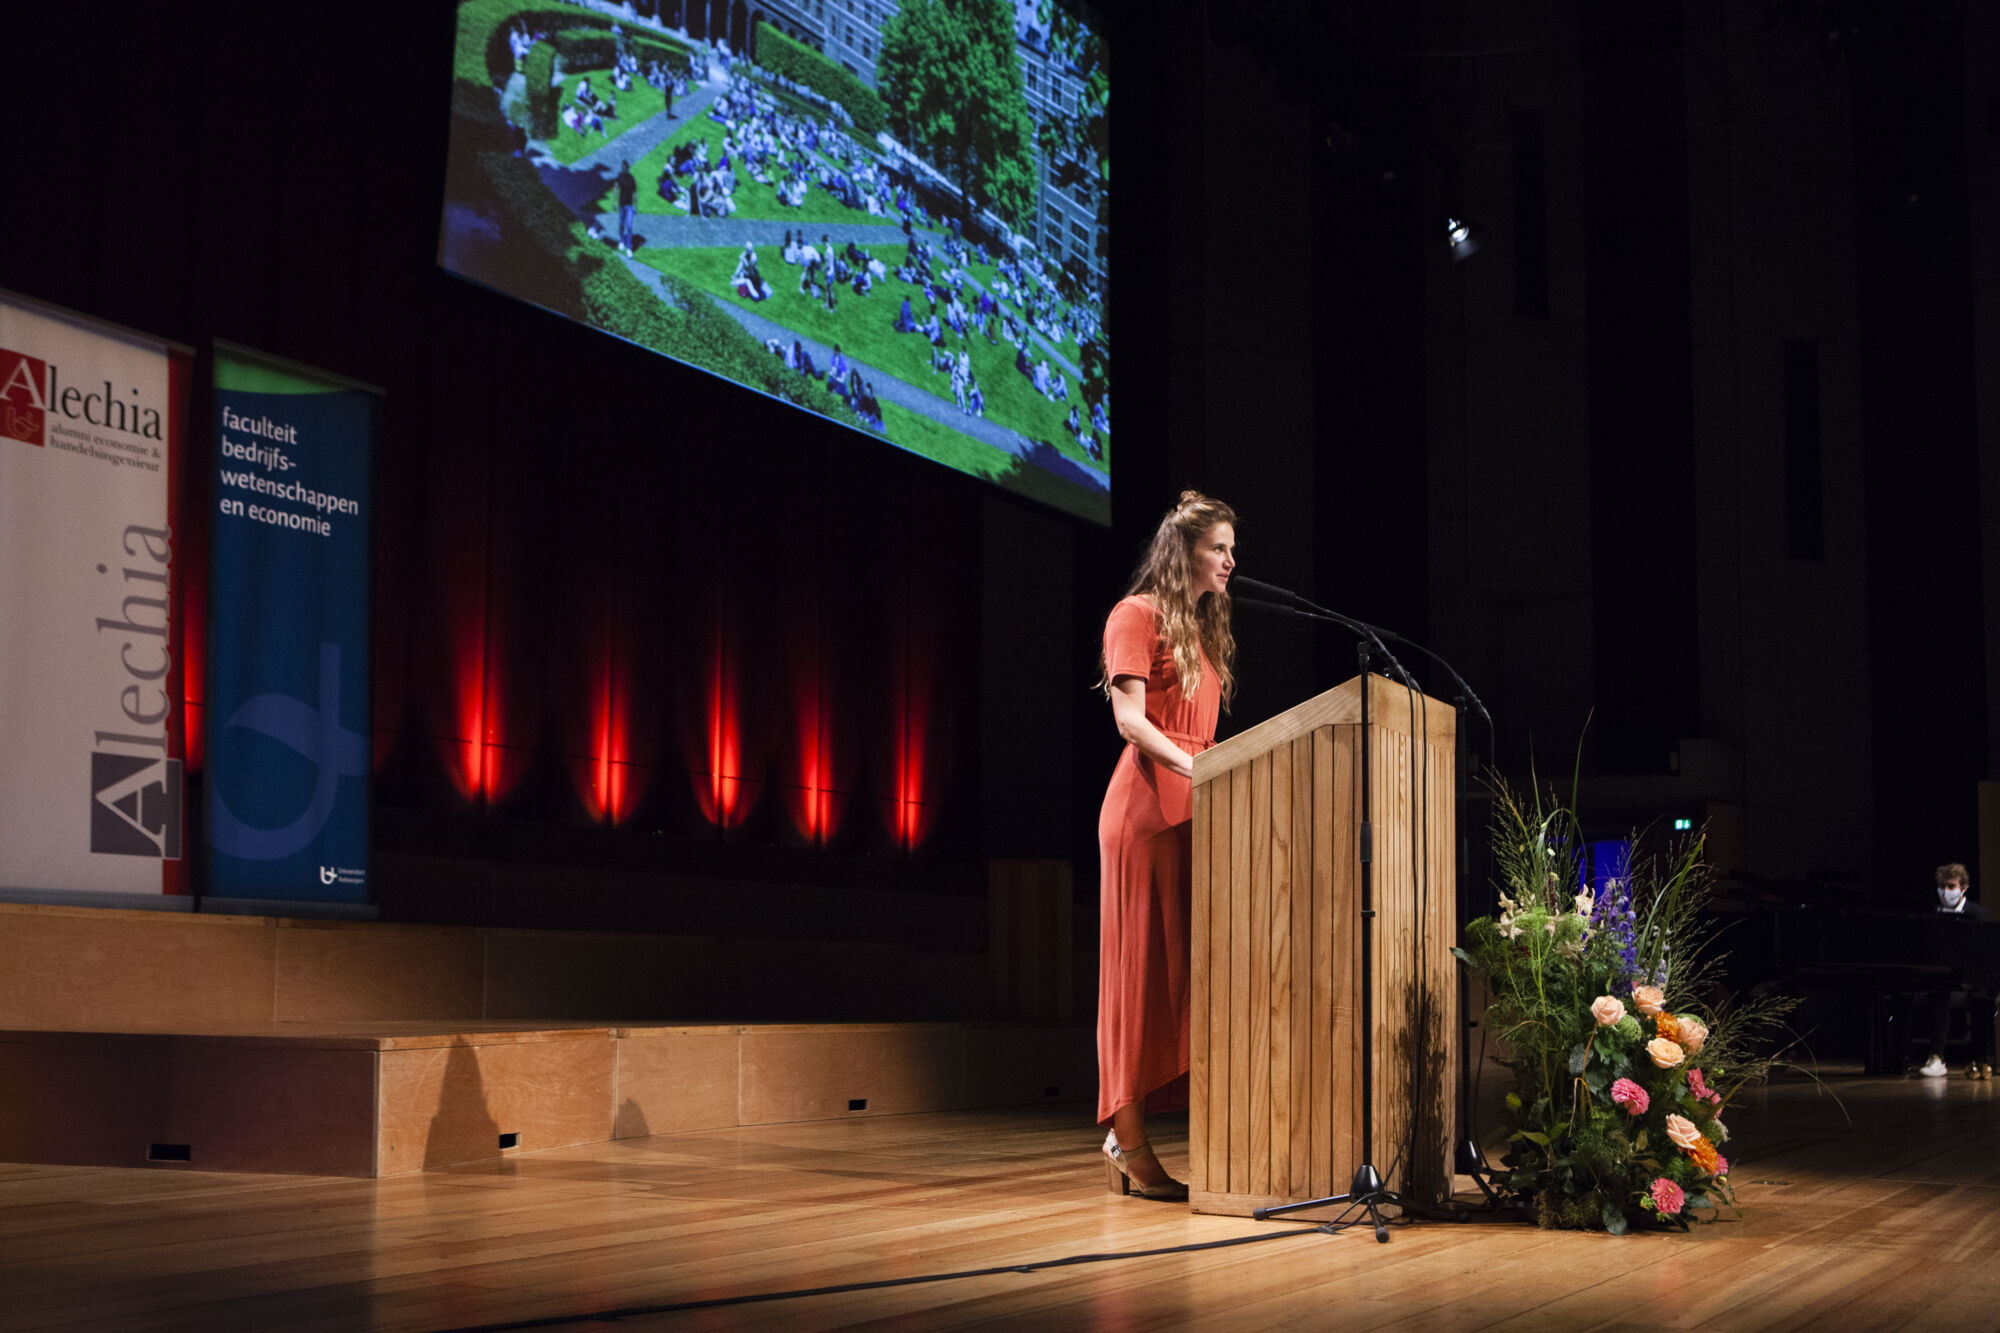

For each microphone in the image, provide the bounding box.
[1228,574,1304,604]
[1230,576,1495,734]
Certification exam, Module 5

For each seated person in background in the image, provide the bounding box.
[731,241,769,301]
[1917,861,1995,1079]
[895,296,918,332]
[828,345,850,393]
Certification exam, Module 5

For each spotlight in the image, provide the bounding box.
[1444,215,1479,261]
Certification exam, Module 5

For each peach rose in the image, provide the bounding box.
[1664,1113,1701,1151]
[1647,1037,1685,1069]
[1632,984,1665,1015]
[1679,1017,1708,1054]
[1591,995,1626,1027]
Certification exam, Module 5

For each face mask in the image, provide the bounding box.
[1939,886,1968,910]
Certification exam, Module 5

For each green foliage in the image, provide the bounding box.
[521,42,560,140]
[752,23,887,137]
[876,0,1038,229]
[1458,771,1799,1233]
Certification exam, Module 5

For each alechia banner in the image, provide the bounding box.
[205,343,379,905]
[0,290,190,901]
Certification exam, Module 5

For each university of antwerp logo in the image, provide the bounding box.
[0,348,48,446]
[90,753,183,858]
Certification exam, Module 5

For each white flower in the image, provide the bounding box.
[1545,916,1560,935]
[1574,891,1596,917]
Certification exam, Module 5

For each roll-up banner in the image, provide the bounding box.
[205,342,379,909]
[0,290,190,906]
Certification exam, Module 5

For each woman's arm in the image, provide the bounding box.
[1108,675,1194,780]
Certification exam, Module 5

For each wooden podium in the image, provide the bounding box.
[1187,673,1458,1217]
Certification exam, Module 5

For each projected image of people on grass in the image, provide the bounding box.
[440,0,1111,523]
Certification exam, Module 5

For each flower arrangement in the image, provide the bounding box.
[1453,776,1794,1233]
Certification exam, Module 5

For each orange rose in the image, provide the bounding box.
[1647,1037,1686,1069]
[1632,985,1665,1016]
[1591,995,1627,1026]
[1680,1018,1708,1054]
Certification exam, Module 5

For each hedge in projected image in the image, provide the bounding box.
[440,0,1110,523]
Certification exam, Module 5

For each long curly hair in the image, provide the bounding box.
[1099,490,1237,709]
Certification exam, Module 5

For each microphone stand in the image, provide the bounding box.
[1229,593,1427,1241]
[1230,583,1507,1226]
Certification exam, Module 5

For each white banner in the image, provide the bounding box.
[0,293,186,897]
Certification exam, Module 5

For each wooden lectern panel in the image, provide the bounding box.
[1188,676,1456,1218]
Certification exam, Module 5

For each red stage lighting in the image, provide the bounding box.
[182,581,204,773]
[789,640,840,844]
[695,632,750,829]
[582,645,642,826]
[445,617,511,805]
[889,624,937,852]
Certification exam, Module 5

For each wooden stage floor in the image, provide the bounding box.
[3,1065,1998,1331]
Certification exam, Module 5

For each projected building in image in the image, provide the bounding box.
[441,0,1110,522]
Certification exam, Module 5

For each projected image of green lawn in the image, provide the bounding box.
[440,0,1110,523]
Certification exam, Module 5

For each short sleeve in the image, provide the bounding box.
[1103,598,1158,683]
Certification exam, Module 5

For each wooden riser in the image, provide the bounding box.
[0,902,989,1030]
[0,1021,1095,1177]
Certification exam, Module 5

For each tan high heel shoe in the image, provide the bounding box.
[1102,1130,1189,1201]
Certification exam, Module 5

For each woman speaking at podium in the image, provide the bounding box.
[1096,491,1237,1201]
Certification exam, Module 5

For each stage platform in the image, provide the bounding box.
[2,1065,1998,1330]
[0,1018,1094,1177]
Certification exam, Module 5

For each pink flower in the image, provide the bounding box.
[1610,1078,1650,1114]
[1592,995,1627,1026]
[1632,984,1665,1015]
[1688,1067,1723,1106]
[1713,1153,1729,1177]
[1650,1177,1685,1216]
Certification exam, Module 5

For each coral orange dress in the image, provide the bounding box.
[1096,595,1222,1126]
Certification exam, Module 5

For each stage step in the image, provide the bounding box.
[0,1020,1095,1177]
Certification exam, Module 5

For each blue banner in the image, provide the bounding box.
[205,344,378,904]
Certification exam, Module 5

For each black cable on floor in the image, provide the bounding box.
[428,1212,1361,1331]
